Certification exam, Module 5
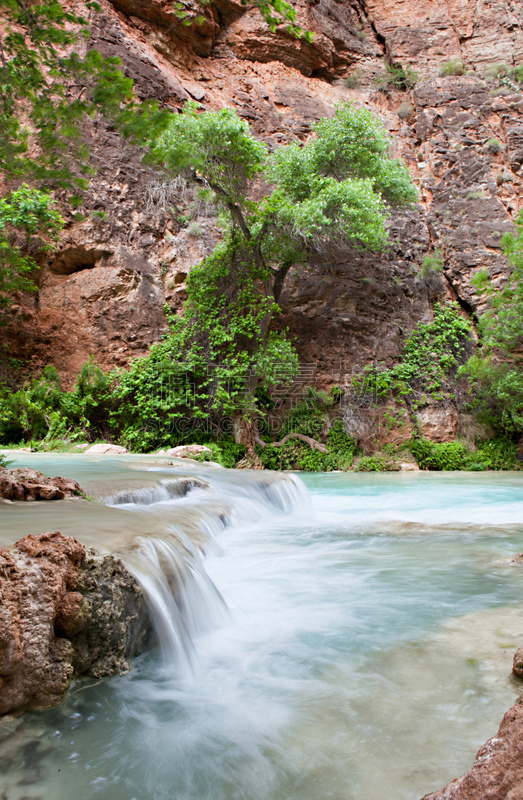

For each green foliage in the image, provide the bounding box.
[487,138,503,154]
[473,437,518,470]
[0,0,168,188]
[153,105,268,207]
[203,438,246,468]
[0,185,63,313]
[409,436,519,471]
[355,455,385,472]
[0,365,63,442]
[0,452,12,468]
[410,438,468,470]
[440,61,466,77]
[354,303,472,405]
[257,420,358,471]
[343,75,360,90]
[375,63,418,92]
[265,103,417,251]
[421,250,444,277]
[461,210,523,433]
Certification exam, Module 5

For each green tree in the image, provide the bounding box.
[0,0,170,314]
[461,210,523,433]
[151,102,417,454]
[0,0,310,316]
[0,184,63,315]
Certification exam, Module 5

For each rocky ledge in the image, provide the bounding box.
[0,532,151,716]
[0,467,85,501]
[422,696,523,800]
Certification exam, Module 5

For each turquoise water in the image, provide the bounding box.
[1,458,523,800]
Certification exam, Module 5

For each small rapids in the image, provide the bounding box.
[105,477,211,507]
[2,458,523,800]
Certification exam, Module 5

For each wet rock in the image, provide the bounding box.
[70,553,151,678]
[0,532,85,715]
[165,444,213,459]
[0,532,151,716]
[513,647,523,678]
[421,698,523,800]
[84,443,129,454]
[0,468,85,502]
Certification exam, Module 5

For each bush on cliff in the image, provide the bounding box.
[461,210,523,435]
[352,303,473,407]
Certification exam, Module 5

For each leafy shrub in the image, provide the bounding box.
[353,303,472,404]
[201,438,246,468]
[0,453,13,469]
[410,435,519,471]
[473,437,518,470]
[461,210,523,435]
[421,251,444,276]
[487,139,503,154]
[375,63,418,91]
[258,420,358,472]
[409,438,468,470]
[440,61,466,77]
[0,366,64,443]
[344,75,360,89]
[355,455,385,472]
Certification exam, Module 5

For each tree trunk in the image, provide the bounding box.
[233,413,264,469]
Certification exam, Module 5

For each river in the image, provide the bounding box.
[1,454,523,800]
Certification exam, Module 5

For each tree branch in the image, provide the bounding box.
[259,432,329,452]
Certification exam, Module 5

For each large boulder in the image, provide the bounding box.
[165,444,212,459]
[422,698,523,800]
[84,443,129,454]
[0,468,85,501]
[0,532,151,716]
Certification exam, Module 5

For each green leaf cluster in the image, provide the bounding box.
[354,303,472,405]
[0,185,63,313]
[461,210,523,433]
[409,436,518,471]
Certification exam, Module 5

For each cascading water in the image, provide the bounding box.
[123,536,228,670]
[109,470,312,672]
[2,456,523,800]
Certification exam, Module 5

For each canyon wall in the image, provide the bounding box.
[3,0,523,441]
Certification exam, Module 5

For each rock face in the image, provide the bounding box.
[3,0,522,408]
[0,532,151,716]
[422,698,523,800]
[0,468,85,501]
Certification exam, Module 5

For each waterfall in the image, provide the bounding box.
[124,534,228,671]
[105,477,211,507]
[109,469,313,672]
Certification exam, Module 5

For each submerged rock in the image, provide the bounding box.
[84,443,129,454]
[0,532,151,716]
[0,467,85,501]
[422,698,523,800]
[165,444,212,459]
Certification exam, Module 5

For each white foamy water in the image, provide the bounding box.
[1,456,523,800]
